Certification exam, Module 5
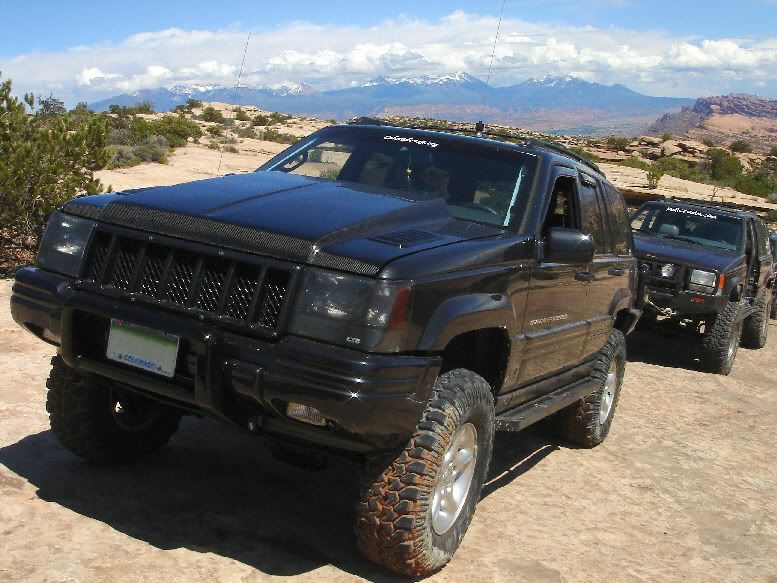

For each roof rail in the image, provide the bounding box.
[345,118,602,175]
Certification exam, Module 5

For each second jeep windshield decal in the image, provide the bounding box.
[383,135,439,148]
[667,207,717,219]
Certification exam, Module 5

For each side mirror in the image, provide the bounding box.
[544,227,595,264]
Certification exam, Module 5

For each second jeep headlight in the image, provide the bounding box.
[36,211,96,277]
[288,268,411,352]
[689,269,716,289]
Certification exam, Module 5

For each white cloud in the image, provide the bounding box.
[2,12,777,104]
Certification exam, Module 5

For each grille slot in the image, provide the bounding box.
[224,265,262,321]
[81,231,293,334]
[255,270,291,329]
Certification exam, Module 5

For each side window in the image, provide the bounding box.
[286,142,354,180]
[578,178,606,253]
[604,184,632,254]
[543,175,578,233]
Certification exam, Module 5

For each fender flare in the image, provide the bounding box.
[417,294,515,352]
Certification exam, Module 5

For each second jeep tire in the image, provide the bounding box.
[355,368,494,577]
[741,292,771,349]
[46,356,182,464]
[701,300,743,375]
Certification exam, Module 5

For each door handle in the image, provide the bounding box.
[608,267,625,276]
[575,271,595,282]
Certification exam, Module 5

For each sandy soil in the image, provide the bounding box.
[1,277,776,582]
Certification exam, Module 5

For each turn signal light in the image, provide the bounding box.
[718,273,725,289]
[286,402,327,426]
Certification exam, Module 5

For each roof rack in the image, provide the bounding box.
[345,117,602,175]
[666,197,756,215]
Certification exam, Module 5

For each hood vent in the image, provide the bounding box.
[371,229,441,248]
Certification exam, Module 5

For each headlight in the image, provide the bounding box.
[660,263,676,278]
[36,211,95,277]
[288,268,411,352]
[690,269,716,288]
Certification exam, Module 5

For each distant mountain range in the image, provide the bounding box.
[90,72,694,135]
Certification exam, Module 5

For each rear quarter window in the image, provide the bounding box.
[603,184,632,254]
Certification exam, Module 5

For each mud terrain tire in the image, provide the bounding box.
[741,293,771,349]
[46,356,181,464]
[701,300,743,375]
[355,368,494,577]
[557,329,626,448]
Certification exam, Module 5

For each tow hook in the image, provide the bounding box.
[645,297,676,318]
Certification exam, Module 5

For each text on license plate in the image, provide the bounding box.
[106,320,180,378]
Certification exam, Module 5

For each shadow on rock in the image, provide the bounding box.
[0,418,406,581]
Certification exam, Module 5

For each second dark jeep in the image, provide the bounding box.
[632,199,774,374]
[12,123,638,576]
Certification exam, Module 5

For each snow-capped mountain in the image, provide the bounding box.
[363,72,483,87]
[90,72,693,135]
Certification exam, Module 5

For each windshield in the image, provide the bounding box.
[631,203,743,251]
[259,127,537,227]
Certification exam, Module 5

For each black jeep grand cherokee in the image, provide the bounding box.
[11,123,639,576]
[632,200,774,374]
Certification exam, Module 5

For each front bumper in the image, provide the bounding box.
[643,287,727,316]
[11,267,441,453]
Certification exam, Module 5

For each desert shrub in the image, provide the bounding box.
[252,113,270,126]
[706,148,744,181]
[646,167,664,189]
[620,156,651,171]
[222,135,238,144]
[567,146,599,162]
[0,73,107,248]
[37,93,67,117]
[261,129,298,144]
[268,112,291,125]
[702,138,716,147]
[605,136,630,150]
[133,136,169,163]
[729,140,753,153]
[223,145,239,153]
[766,146,777,157]
[234,107,251,122]
[207,139,221,150]
[206,125,223,137]
[199,106,226,123]
[661,133,673,143]
[106,145,140,168]
[319,167,340,180]
[766,209,777,223]
[307,149,323,162]
[655,157,703,181]
[186,98,202,110]
[235,126,257,139]
[107,128,134,145]
[148,114,202,147]
[108,101,155,116]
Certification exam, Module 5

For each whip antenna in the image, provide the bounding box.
[217,30,252,175]
[478,0,506,132]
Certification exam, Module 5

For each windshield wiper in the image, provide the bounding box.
[661,235,704,246]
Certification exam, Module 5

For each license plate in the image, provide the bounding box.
[106,320,180,378]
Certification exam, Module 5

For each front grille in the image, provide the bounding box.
[81,230,293,333]
[640,260,686,294]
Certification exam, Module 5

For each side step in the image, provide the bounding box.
[494,378,599,432]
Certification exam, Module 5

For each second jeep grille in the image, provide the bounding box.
[82,230,292,332]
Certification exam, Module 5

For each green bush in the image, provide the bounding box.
[207,125,223,137]
[186,98,202,110]
[620,156,651,171]
[661,133,673,143]
[235,126,257,139]
[147,114,202,147]
[252,113,270,126]
[766,209,777,223]
[260,129,298,144]
[767,146,777,157]
[729,140,753,153]
[707,148,744,180]
[106,145,140,168]
[702,138,716,147]
[223,145,239,154]
[199,106,226,124]
[655,157,703,182]
[133,136,169,163]
[646,167,664,189]
[234,107,251,122]
[605,136,630,150]
[567,146,599,162]
[0,73,107,248]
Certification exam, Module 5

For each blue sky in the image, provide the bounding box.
[2,1,777,103]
